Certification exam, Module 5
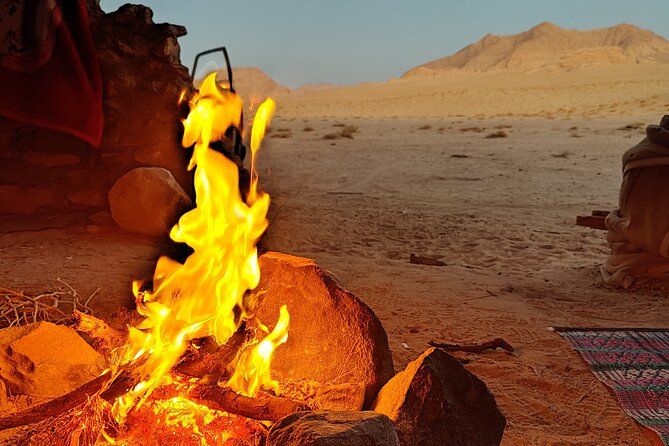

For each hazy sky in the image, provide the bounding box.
[101,0,668,88]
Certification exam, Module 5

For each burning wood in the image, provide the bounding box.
[0,319,308,431]
[189,384,309,422]
[64,310,127,356]
[0,373,111,431]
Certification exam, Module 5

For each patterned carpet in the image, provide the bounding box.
[556,328,669,445]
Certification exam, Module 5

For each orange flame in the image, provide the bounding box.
[108,73,287,426]
[227,304,289,396]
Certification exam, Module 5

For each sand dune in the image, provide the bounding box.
[276,63,669,119]
[404,22,669,76]
[206,66,290,103]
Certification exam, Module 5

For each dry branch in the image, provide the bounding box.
[190,384,310,422]
[64,310,127,355]
[428,338,514,354]
[0,286,95,329]
[0,322,308,431]
[175,323,251,379]
[0,373,110,431]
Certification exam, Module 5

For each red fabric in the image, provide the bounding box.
[0,0,102,146]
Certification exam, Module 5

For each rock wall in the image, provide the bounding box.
[0,3,192,216]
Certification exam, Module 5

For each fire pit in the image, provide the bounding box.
[0,33,504,446]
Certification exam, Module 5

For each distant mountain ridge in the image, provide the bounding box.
[210,67,290,100]
[403,22,669,77]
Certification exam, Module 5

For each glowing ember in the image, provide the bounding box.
[117,382,267,446]
[105,72,288,439]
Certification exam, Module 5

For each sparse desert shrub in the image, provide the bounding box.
[450,154,470,158]
[303,126,314,132]
[340,125,359,139]
[460,127,485,133]
[419,124,432,130]
[333,123,345,127]
[485,131,508,139]
[552,150,574,158]
[271,129,293,139]
[322,133,340,140]
[619,122,645,131]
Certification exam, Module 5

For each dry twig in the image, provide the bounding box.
[0,282,96,329]
[428,337,514,354]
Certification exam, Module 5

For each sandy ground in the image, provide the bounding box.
[278,64,669,120]
[1,115,668,444]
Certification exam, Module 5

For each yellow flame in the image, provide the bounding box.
[108,73,288,423]
[249,98,275,204]
[227,305,289,396]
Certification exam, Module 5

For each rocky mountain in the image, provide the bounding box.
[195,67,290,100]
[403,22,669,77]
[230,67,290,100]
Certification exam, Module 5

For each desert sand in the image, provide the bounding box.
[1,20,669,445]
[2,114,668,444]
[275,63,669,120]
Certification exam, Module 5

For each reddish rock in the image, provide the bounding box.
[0,3,194,215]
[92,3,193,194]
[0,185,62,214]
[267,411,400,446]
[0,322,106,398]
[67,189,107,207]
[315,382,366,411]
[88,210,114,226]
[108,167,191,237]
[255,252,394,408]
[373,347,505,446]
[23,151,79,167]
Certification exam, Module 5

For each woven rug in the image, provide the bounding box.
[556,328,669,445]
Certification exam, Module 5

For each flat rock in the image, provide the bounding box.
[108,167,191,237]
[267,411,400,446]
[0,322,106,398]
[0,185,62,214]
[373,347,505,446]
[23,151,80,167]
[67,189,107,207]
[315,382,366,411]
[255,252,394,408]
[88,210,115,226]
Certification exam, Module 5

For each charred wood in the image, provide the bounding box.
[428,338,514,354]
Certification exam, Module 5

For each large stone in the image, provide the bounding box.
[267,411,400,446]
[108,167,191,237]
[373,347,505,446]
[255,252,394,408]
[0,322,106,398]
[0,4,194,215]
[92,3,193,194]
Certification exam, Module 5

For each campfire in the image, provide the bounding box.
[0,66,505,446]
[0,72,297,445]
[103,72,291,441]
